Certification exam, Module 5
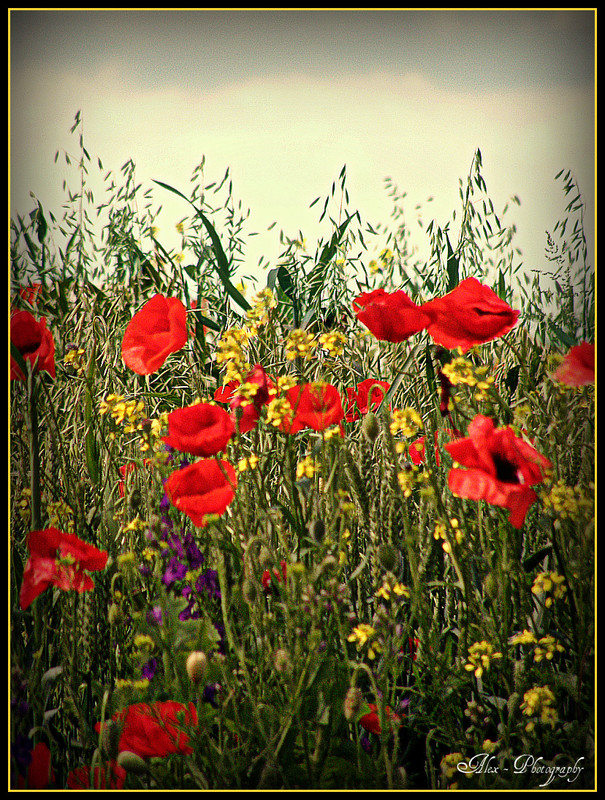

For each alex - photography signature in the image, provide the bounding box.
[457,753,585,788]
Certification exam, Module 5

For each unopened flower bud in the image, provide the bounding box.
[273,648,291,674]
[107,603,123,626]
[186,651,208,684]
[377,543,398,572]
[343,686,364,722]
[343,686,364,721]
[242,578,259,604]
[258,545,273,570]
[100,721,121,760]
[309,519,325,542]
[362,412,380,443]
[117,750,148,775]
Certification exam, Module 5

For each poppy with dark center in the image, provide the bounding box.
[423,277,519,352]
[444,414,552,528]
[10,310,56,381]
[121,294,188,375]
[353,288,435,343]
[19,527,108,610]
[162,402,235,457]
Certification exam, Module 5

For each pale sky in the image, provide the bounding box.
[9,9,595,289]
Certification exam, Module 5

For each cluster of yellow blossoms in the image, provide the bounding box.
[390,407,423,438]
[347,623,382,661]
[541,479,594,521]
[375,579,410,602]
[531,571,567,607]
[296,455,319,480]
[99,393,167,456]
[509,630,565,662]
[521,685,558,731]
[441,355,495,403]
[434,517,464,553]
[464,640,503,678]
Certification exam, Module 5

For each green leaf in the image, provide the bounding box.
[306,212,358,305]
[188,309,221,333]
[445,233,459,292]
[10,342,29,380]
[522,546,552,573]
[425,342,436,396]
[153,179,250,311]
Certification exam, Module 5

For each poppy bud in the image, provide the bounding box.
[117,751,148,776]
[100,721,120,761]
[108,603,123,625]
[258,545,273,570]
[309,519,325,542]
[129,489,142,511]
[362,411,380,443]
[273,648,291,674]
[343,687,364,721]
[242,578,259,604]
[377,543,398,572]
[483,572,499,600]
[186,651,208,684]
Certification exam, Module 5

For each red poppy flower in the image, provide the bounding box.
[16,742,54,789]
[118,463,136,498]
[10,310,56,381]
[552,341,595,386]
[345,378,390,422]
[359,704,401,735]
[262,560,288,592]
[353,288,434,343]
[96,701,198,759]
[230,364,275,434]
[280,382,344,434]
[67,761,126,789]
[165,458,237,527]
[18,283,43,305]
[409,434,437,466]
[408,429,459,467]
[423,277,519,352]
[122,294,188,375]
[214,380,239,404]
[19,527,108,610]
[444,414,551,528]
[162,402,235,456]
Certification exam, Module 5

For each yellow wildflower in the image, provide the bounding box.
[390,408,423,438]
[532,571,567,607]
[534,635,565,663]
[285,328,317,361]
[464,641,503,678]
[375,580,410,601]
[296,456,319,480]
[318,330,346,357]
[521,685,558,731]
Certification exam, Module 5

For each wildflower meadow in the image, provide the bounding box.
[10,120,595,790]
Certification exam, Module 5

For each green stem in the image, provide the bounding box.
[27,370,42,531]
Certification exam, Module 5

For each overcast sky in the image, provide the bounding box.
[10,8,595,288]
